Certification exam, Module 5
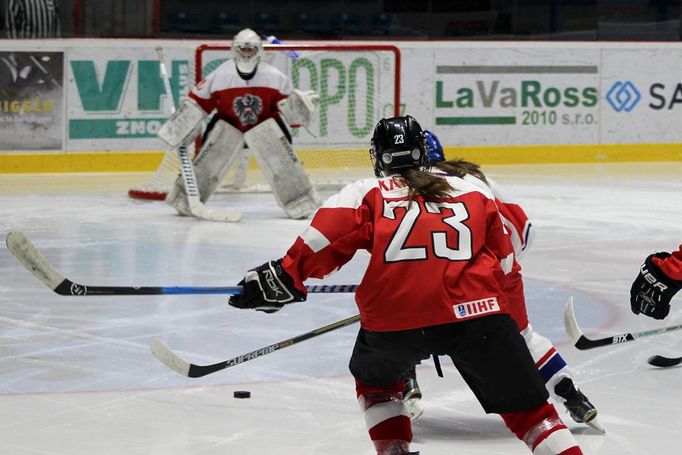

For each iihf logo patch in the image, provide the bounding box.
[458,306,467,318]
[233,94,263,126]
[454,297,500,319]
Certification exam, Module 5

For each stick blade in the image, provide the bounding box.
[6,231,65,291]
[150,339,191,377]
[192,204,242,222]
[647,355,682,368]
[563,296,584,345]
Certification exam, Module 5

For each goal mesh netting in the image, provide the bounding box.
[128,43,401,199]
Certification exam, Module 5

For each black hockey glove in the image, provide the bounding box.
[630,253,682,320]
[229,259,305,313]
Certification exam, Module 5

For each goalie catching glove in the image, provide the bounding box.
[277,89,319,128]
[630,252,682,320]
[229,259,306,313]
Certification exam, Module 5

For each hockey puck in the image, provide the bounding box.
[233,390,251,399]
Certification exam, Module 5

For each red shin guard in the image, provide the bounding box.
[356,379,413,454]
[501,402,582,454]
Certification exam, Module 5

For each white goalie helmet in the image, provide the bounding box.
[232,28,263,74]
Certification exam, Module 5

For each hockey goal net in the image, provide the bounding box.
[128,43,401,200]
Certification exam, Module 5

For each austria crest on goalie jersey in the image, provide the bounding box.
[233,93,263,126]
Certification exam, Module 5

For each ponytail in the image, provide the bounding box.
[398,158,487,207]
[399,167,453,206]
[433,159,488,184]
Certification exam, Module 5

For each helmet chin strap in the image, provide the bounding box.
[236,65,257,80]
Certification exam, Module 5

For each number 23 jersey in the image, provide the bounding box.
[282,175,516,332]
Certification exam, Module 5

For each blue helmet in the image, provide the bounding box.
[423,130,444,163]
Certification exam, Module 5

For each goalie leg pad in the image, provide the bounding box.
[166,120,245,214]
[192,120,245,200]
[166,176,192,216]
[244,118,321,219]
[157,99,206,149]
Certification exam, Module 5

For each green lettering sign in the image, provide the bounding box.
[319,58,346,137]
[435,81,453,108]
[71,60,131,111]
[137,61,166,111]
[348,58,373,138]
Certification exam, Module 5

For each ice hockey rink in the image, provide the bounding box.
[1,161,681,455]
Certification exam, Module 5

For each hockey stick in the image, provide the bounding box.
[6,230,357,296]
[647,355,682,368]
[155,46,241,223]
[151,313,360,377]
[563,296,682,350]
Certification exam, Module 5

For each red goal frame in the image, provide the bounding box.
[195,43,401,117]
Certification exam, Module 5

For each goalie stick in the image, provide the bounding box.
[6,231,357,296]
[647,355,682,368]
[563,296,682,350]
[151,313,360,378]
[155,46,241,223]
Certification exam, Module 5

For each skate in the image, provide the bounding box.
[403,377,424,422]
[554,377,605,433]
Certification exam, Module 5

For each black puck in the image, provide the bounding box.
[233,390,251,399]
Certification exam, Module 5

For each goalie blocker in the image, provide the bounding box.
[157,99,206,149]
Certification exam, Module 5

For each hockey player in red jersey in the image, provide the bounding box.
[228,116,584,455]
[157,28,321,220]
[401,131,601,432]
[630,244,682,319]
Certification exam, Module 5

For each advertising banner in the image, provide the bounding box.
[1,40,680,159]
[400,42,682,148]
[428,47,601,146]
[67,46,194,151]
[600,49,682,144]
[66,45,399,151]
[0,51,64,150]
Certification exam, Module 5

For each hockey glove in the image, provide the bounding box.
[229,259,305,313]
[630,253,682,320]
[277,89,319,127]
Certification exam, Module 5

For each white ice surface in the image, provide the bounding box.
[0,162,681,455]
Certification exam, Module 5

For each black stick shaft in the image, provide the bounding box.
[54,279,358,296]
[187,314,361,377]
[7,231,359,297]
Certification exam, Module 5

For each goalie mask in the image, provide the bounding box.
[370,115,427,177]
[232,28,263,75]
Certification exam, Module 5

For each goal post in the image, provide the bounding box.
[128,43,401,199]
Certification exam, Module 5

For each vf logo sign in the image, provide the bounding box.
[606,81,641,112]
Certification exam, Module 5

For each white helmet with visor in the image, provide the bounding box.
[232,28,263,75]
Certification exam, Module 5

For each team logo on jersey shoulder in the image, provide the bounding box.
[233,94,263,126]
[454,297,500,319]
